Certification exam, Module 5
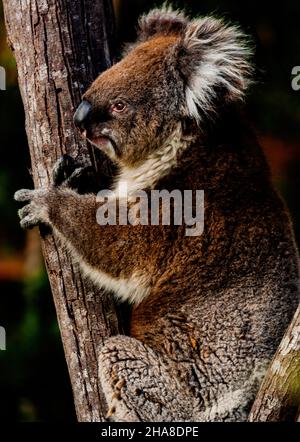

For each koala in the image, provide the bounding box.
[15,7,299,421]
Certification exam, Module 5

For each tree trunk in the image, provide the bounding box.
[249,304,300,421]
[3,0,123,422]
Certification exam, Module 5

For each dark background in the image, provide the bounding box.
[0,0,299,421]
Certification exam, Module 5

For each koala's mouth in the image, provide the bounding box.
[86,133,118,161]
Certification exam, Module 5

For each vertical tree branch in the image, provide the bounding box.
[3,0,122,421]
[249,305,300,421]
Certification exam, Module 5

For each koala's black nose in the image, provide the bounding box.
[74,100,92,128]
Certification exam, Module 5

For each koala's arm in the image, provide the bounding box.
[15,186,198,421]
[14,186,165,277]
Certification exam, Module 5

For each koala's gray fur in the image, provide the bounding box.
[15,6,299,421]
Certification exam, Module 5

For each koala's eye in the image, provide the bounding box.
[111,101,127,113]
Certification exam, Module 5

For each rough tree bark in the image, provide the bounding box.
[3,0,123,421]
[249,304,300,421]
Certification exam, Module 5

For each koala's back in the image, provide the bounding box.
[129,134,300,421]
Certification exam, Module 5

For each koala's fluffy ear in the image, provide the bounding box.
[138,5,188,40]
[178,17,253,122]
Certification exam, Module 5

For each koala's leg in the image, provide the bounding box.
[99,335,197,422]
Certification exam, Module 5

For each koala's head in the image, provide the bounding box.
[74,6,253,168]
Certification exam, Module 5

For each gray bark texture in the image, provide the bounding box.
[3,0,123,422]
[249,304,300,421]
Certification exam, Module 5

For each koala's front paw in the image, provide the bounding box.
[52,154,77,187]
[53,155,96,194]
[15,188,50,229]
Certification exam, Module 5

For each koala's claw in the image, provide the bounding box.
[14,188,48,202]
[65,166,95,189]
[14,189,35,202]
[18,205,31,219]
[20,214,40,230]
[52,155,96,193]
[15,188,50,230]
[52,154,77,187]
[17,203,42,229]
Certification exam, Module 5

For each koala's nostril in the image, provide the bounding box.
[74,100,92,128]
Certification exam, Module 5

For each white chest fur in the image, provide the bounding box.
[80,261,151,304]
